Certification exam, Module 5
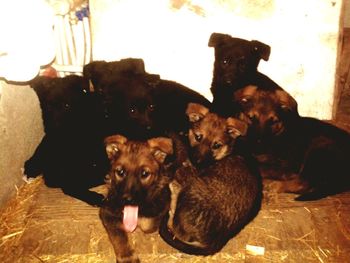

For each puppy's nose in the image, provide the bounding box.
[123,194,133,203]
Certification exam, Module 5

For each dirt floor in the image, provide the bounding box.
[0,176,349,263]
[1,29,350,263]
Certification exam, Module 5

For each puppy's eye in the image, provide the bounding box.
[212,142,223,150]
[148,104,155,111]
[241,98,249,103]
[221,58,229,66]
[129,107,136,114]
[115,167,126,178]
[140,169,151,180]
[64,103,70,110]
[194,133,203,142]
[280,104,290,111]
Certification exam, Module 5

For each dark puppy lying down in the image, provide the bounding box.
[25,75,109,205]
[159,103,262,255]
[234,85,350,200]
[83,59,211,139]
[100,134,174,263]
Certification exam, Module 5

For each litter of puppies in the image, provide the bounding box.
[21,32,350,262]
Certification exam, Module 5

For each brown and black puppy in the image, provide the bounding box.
[234,85,350,200]
[208,32,272,115]
[159,103,262,255]
[100,135,174,263]
[186,102,248,166]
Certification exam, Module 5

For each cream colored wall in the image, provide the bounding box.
[90,0,343,119]
[0,81,44,206]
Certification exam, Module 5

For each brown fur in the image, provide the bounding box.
[234,85,350,200]
[159,103,262,255]
[100,135,173,263]
[186,102,247,166]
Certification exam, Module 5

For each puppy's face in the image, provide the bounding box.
[234,85,298,140]
[186,103,247,165]
[31,75,89,132]
[104,135,173,207]
[208,33,271,92]
[91,72,161,138]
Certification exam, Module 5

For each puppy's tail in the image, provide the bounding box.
[158,214,219,256]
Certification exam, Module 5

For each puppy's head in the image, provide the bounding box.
[98,73,161,138]
[186,103,247,166]
[234,85,298,140]
[104,134,173,207]
[30,75,89,133]
[209,33,270,93]
[83,58,146,91]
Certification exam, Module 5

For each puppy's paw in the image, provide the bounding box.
[116,254,140,263]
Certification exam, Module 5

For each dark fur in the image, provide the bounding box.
[159,103,262,255]
[100,135,173,263]
[208,32,271,115]
[234,85,350,200]
[83,58,211,139]
[25,75,109,205]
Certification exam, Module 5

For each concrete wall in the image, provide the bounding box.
[0,81,44,206]
[90,0,343,120]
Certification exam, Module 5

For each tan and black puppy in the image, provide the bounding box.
[159,103,262,255]
[185,102,248,166]
[234,85,350,200]
[100,135,173,263]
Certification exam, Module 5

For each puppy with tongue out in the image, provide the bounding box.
[100,134,174,263]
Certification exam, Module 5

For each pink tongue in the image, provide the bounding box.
[123,205,139,232]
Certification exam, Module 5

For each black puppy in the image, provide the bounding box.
[234,85,350,201]
[25,75,109,205]
[84,58,211,139]
[208,32,290,116]
[100,134,173,263]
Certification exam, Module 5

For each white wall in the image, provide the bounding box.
[90,0,343,119]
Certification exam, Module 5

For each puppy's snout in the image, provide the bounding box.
[122,193,135,204]
[248,111,259,123]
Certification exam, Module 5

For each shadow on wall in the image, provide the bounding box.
[0,81,44,207]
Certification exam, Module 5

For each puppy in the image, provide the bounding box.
[24,75,91,178]
[25,75,109,205]
[100,134,174,263]
[159,103,262,255]
[234,85,350,200]
[208,32,294,118]
[84,58,211,139]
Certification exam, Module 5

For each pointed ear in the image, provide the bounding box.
[275,90,298,114]
[227,117,248,138]
[147,137,173,163]
[208,32,233,47]
[118,58,146,74]
[251,40,271,61]
[104,135,128,159]
[186,103,209,123]
[83,60,108,89]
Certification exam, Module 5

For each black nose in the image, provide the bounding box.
[122,194,133,203]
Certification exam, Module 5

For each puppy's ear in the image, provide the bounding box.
[113,58,146,74]
[186,103,209,123]
[251,40,271,61]
[104,135,128,159]
[83,60,108,91]
[208,32,233,47]
[275,90,298,114]
[145,74,161,88]
[148,138,173,163]
[227,117,248,138]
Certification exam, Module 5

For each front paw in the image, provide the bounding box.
[116,254,140,263]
